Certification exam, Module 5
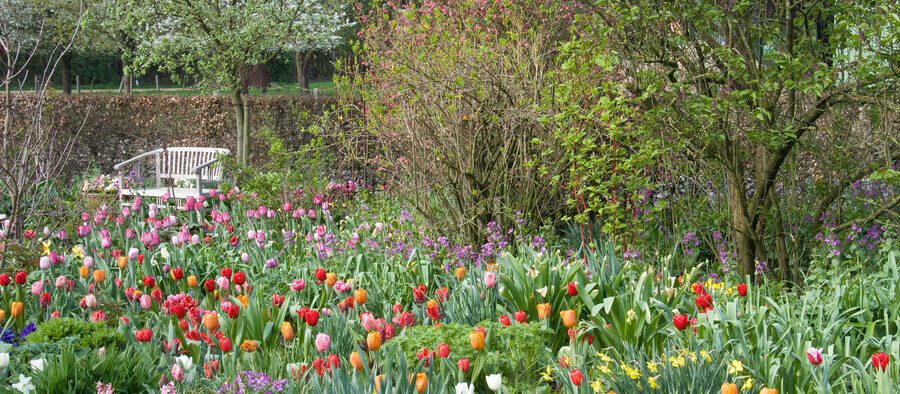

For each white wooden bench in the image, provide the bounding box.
[114,147,229,203]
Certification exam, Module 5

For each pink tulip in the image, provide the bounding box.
[290,279,306,291]
[85,294,98,308]
[315,333,331,352]
[139,294,152,309]
[484,271,497,288]
[31,280,43,295]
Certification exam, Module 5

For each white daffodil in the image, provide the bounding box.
[486,373,503,392]
[12,374,34,394]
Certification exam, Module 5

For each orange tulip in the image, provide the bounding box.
[374,374,384,393]
[721,383,738,394]
[117,256,128,269]
[237,295,249,307]
[560,309,577,328]
[187,275,199,288]
[10,302,23,318]
[325,273,337,287]
[92,269,106,283]
[414,373,427,393]
[0,309,5,321]
[367,331,382,351]
[759,389,778,394]
[203,312,220,332]
[349,351,364,371]
[280,321,295,342]
[354,289,368,305]
[469,330,485,351]
[79,265,89,278]
[455,266,467,280]
[537,303,551,320]
[240,340,258,352]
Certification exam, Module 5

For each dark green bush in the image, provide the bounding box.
[25,318,124,350]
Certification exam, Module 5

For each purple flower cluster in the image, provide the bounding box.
[217,371,288,394]
[680,232,700,256]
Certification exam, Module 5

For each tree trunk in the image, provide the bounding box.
[60,53,72,95]
[726,164,756,280]
[294,51,311,94]
[230,88,250,165]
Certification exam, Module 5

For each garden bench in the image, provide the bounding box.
[114,147,229,204]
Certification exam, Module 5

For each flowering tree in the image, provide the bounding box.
[117,0,348,163]
[285,0,352,93]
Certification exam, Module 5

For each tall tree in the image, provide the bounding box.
[588,0,899,278]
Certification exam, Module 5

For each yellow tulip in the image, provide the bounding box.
[117,256,128,269]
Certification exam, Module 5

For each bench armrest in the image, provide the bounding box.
[113,149,163,172]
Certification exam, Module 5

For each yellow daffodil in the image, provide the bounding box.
[626,309,637,324]
[648,376,659,389]
[42,241,51,255]
[646,361,659,373]
[742,378,754,391]
[689,352,697,363]
[669,355,685,368]
[597,363,612,374]
[700,350,712,362]
[622,365,641,380]
[728,360,744,375]
[541,365,553,382]
[590,379,604,393]
[72,245,85,259]
[597,352,613,363]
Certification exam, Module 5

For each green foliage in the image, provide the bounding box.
[32,345,162,392]
[25,318,124,350]
[384,321,552,388]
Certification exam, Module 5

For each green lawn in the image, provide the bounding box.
[18,80,336,97]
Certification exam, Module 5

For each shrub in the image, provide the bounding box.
[25,318,124,350]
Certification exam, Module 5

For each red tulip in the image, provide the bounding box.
[224,303,239,318]
[806,347,823,365]
[569,368,584,386]
[457,358,470,373]
[233,272,246,286]
[692,282,704,295]
[39,292,51,307]
[135,328,153,342]
[171,268,184,281]
[872,352,889,370]
[0,273,10,286]
[737,283,748,297]
[219,337,232,352]
[499,315,511,327]
[315,268,327,282]
[204,279,216,292]
[143,275,156,288]
[567,281,578,296]
[327,353,340,369]
[695,292,713,312]
[437,343,450,358]
[514,310,527,323]
[272,293,285,307]
[673,314,689,331]
[220,268,232,279]
[14,271,27,285]
[305,309,319,326]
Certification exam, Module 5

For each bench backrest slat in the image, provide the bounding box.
[158,147,229,182]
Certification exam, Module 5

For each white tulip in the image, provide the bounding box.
[0,352,9,368]
[486,373,503,392]
[454,382,474,394]
[29,358,45,372]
